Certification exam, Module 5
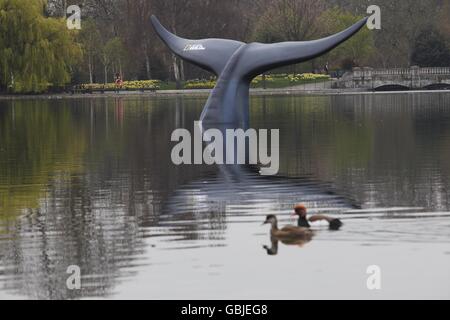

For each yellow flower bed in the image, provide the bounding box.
[286,73,330,82]
[252,75,275,85]
[81,80,161,91]
[184,79,217,89]
[80,74,329,91]
[184,73,326,89]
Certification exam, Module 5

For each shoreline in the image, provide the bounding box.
[1,88,450,100]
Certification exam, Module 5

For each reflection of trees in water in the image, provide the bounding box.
[0,100,87,220]
[1,94,450,298]
[251,94,450,210]
[160,208,228,243]
[0,171,151,299]
[0,97,214,299]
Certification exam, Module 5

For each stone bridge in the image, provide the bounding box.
[336,66,450,90]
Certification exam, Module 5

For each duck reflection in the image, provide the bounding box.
[262,215,314,256]
[263,236,314,256]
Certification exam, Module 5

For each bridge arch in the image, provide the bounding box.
[373,84,410,91]
[422,83,450,90]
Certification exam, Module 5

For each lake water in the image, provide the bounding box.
[0,92,449,300]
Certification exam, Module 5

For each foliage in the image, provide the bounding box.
[253,0,325,43]
[0,101,86,218]
[252,75,275,85]
[77,18,101,83]
[411,28,450,67]
[252,73,330,88]
[81,80,161,91]
[184,79,217,90]
[2,0,449,89]
[0,0,82,93]
[438,1,450,44]
[317,7,375,69]
[284,73,330,82]
[103,37,126,73]
[183,74,330,90]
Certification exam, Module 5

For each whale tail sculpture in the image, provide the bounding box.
[151,15,367,127]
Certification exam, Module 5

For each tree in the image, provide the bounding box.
[253,0,325,43]
[99,38,122,84]
[151,0,192,88]
[411,27,450,67]
[317,7,375,69]
[251,0,326,73]
[78,18,101,83]
[326,0,441,67]
[438,0,450,53]
[5,0,447,87]
[124,0,155,80]
[105,37,126,78]
[0,0,81,93]
[99,42,111,84]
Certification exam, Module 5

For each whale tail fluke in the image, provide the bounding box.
[151,15,245,76]
[152,15,368,80]
[240,17,368,78]
[152,15,368,127]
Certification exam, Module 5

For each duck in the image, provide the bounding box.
[293,204,343,231]
[263,215,314,239]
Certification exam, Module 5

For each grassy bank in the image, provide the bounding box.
[182,73,331,89]
[0,73,332,96]
[78,73,331,92]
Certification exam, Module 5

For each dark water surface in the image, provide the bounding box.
[0,93,449,299]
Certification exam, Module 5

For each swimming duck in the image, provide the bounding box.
[263,215,314,239]
[293,204,343,231]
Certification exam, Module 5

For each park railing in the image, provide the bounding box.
[338,66,450,90]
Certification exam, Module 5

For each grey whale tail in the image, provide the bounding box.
[151,16,245,76]
[151,15,368,126]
